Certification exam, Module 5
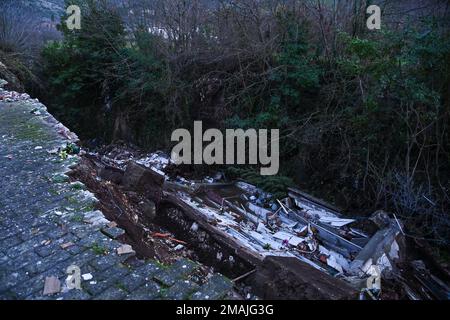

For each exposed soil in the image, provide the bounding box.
[69,154,256,296]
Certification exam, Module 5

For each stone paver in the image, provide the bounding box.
[0,94,233,300]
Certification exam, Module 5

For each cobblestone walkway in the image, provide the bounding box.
[0,99,233,300]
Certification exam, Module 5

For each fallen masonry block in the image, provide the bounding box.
[101,226,125,240]
[43,276,61,296]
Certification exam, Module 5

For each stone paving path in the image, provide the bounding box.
[0,98,233,300]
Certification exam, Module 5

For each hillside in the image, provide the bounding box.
[10,0,65,19]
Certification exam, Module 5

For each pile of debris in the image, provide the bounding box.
[161,176,401,299]
[83,148,450,300]
[0,80,35,102]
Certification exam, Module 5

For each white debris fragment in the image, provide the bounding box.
[389,240,400,260]
[377,253,393,271]
[136,152,170,172]
[190,222,199,232]
[273,231,305,247]
[47,148,59,155]
[82,273,93,281]
[256,223,271,234]
[204,177,214,184]
[174,244,184,251]
[248,203,271,220]
[319,246,350,273]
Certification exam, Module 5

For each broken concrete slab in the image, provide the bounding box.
[350,223,401,276]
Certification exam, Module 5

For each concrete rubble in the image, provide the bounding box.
[0,81,35,103]
[87,149,449,300]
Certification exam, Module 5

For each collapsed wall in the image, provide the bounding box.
[85,154,449,300]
